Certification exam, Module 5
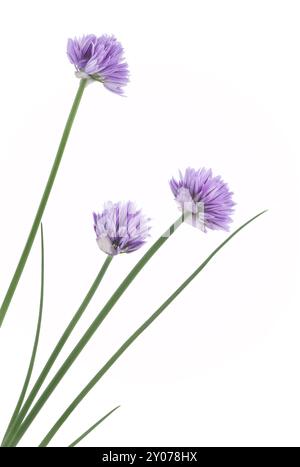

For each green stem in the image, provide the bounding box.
[38,210,267,447]
[68,406,120,447]
[9,215,184,447]
[1,224,45,446]
[0,79,87,327]
[2,254,112,447]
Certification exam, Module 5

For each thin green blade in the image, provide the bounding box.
[1,223,45,446]
[68,406,120,447]
[38,210,267,446]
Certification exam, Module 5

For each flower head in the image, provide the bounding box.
[170,167,235,232]
[93,202,151,256]
[67,34,129,95]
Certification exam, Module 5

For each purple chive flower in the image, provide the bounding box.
[170,167,235,232]
[93,202,151,256]
[67,34,129,95]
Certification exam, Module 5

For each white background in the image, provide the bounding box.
[0,0,299,448]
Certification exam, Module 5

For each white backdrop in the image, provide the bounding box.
[0,0,299,447]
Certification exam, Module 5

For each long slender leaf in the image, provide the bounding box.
[38,210,267,446]
[1,224,45,446]
[69,406,120,447]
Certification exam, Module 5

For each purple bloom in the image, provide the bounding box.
[170,167,235,232]
[93,202,151,256]
[67,34,129,95]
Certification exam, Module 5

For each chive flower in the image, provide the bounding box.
[93,202,151,256]
[170,167,235,232]
[67,34,129,95]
